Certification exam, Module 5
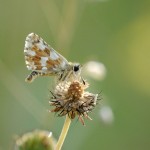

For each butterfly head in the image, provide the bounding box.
[72,63,82,77]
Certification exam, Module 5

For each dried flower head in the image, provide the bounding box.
[49,80,99,125]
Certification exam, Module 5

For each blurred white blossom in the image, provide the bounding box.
[99,105,114,125]
[83,61,106,80]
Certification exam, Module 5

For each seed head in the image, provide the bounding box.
[49,80,98,125]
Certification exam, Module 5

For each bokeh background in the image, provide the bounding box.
[1,0,150,150]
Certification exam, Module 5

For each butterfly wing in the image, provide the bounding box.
[24,33,69,74]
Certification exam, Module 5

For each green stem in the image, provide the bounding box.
[55,115,71,150]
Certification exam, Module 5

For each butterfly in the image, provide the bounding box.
[24,33,82,83]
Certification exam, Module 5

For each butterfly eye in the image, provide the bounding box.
[73,65,80,72]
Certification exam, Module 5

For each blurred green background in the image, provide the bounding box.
[0,0,150,150]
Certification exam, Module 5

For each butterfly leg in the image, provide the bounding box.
[58,70,73,82]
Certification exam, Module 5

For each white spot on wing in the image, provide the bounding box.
[28,33,34,37]
[42,67,47,71]
[25,50,36,56]
[25,41,32,48]
[40,57,48,66]
[50,50,59,60]
[27,66,32,70]
[60,61,67,69]
[25,61,30,65]
[36,41,46,50]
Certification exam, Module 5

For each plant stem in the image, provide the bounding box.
[55,115,71,150]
